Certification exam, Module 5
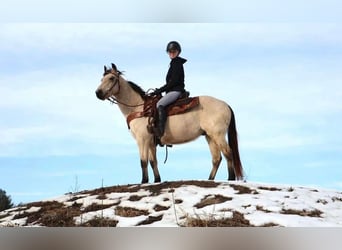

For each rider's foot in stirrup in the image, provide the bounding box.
[155,136,164,147]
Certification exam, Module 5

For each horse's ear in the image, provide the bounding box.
[111,63,117,71]
[104,65,107,72]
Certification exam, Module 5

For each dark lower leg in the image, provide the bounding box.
[155,105,166,137]
[149,160,161,183]
[228,165,236,180]
[140,160,149,183]
[208,155,222,180]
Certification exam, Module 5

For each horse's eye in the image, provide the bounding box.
[109,76,115,81]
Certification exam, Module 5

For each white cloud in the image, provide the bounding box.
[2,1,342,22]
[0,64,137,157]
[1,23,341,157]
[1,23,341,55]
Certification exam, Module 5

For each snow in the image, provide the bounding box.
[1,180,342,227]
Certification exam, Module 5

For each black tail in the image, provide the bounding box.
[228,106,243,180]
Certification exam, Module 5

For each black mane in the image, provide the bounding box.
[127,81,147,99]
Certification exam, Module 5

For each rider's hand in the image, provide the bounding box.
[152,88,162,96]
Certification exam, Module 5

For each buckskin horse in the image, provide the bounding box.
[95,63,243,183]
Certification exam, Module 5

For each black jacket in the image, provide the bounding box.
[159,56,187,93]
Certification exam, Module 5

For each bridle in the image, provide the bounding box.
[105,71,145,108]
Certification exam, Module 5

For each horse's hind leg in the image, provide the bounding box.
[216,135,235,180]
[206,135,222,180]
[149,145,161,183]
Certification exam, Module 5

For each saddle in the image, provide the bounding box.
[126,92,199,130]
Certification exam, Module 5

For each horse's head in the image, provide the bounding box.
[96,63,121,100]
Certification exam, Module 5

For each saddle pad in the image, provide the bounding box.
[126,96,199,129]
[166,96,199,116]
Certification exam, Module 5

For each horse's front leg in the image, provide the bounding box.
[134,121,160,183]
[140,159,149,183]
[137,139,149,183]
[149,144,161,183]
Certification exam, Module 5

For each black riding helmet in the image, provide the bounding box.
[166,41,181,53]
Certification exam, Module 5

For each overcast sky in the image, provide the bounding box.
[1,2,342,204]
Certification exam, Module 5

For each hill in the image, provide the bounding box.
[1,180,342,227]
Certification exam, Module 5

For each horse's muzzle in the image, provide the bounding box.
[95,89,105,100]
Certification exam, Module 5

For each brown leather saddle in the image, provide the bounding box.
[126,92,199,131]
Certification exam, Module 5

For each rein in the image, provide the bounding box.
[107,96,145,108]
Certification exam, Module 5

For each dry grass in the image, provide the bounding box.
[81,217,118,227]
[12,200,119,226]
[115,206,149,217]
[128,195,145,201]
[136,215,163,226]
[153,204,170,211]
[195,195,233,209]
[174,199,183,204]
[281,208,323,217]
[316,199,328,205]
[12,201,78,226]
[96,194,107,200]
[258,186,282,191]
[83,203,115,213]
[38,208,79,227]
[83,180,220,197]
[0,213,10,220]
[230,184,259,194]
[332,196,342,202]
[183,211,281,227]
[256,205,273,213]
[183,211,252,227]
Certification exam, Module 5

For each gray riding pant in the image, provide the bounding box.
[157,91,182,108]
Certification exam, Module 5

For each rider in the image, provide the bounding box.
[152,41,187,139]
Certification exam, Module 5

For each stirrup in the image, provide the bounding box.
[154,136,172,148]
[155,137,163,147]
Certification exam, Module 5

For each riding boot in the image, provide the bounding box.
[156,105,167,137]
